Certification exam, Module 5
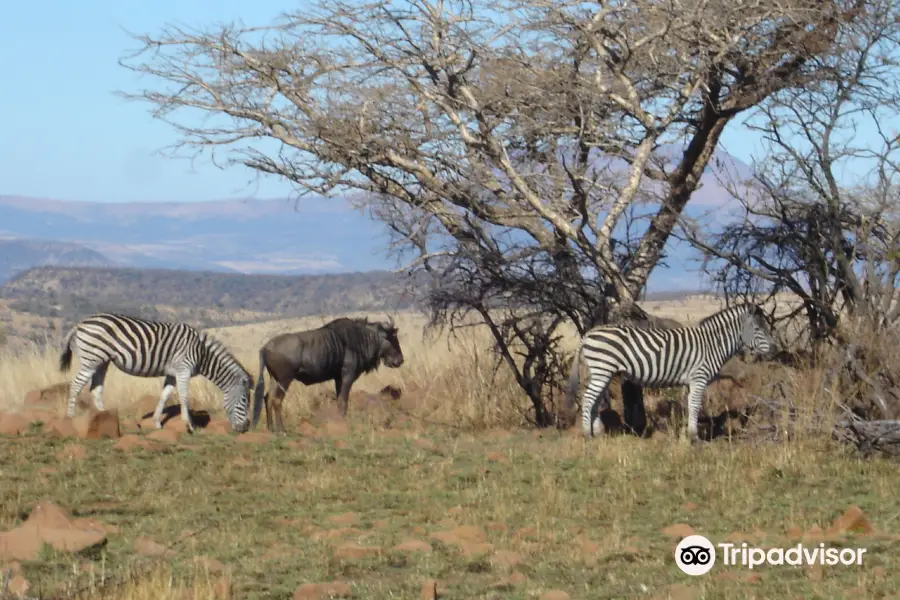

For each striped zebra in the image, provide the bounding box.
[565,303,774,443]
[58,313,253,433]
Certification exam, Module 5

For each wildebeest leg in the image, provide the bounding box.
[336,373,358,417]
[268,378,291,433]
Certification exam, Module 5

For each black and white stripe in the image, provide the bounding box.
[59,313,252,433]
[565,303,774,442]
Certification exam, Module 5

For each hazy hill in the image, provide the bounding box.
[0,147,751,288]
[0,266,422,330]
[0,239,115,284]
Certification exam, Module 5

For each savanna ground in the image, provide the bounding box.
[0,297,897,600]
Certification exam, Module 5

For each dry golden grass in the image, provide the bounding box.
[0,297,895,599]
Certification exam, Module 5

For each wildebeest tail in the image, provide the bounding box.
[252,348,267,428]
[58,325,78,372]
[565,343,584,410]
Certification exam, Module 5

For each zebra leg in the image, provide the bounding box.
[152,375,176,428]
[581,371,613,439]
[89,362,110,412]
[175,372,196,433]
[685,381,708,444]
[66,365,95,418]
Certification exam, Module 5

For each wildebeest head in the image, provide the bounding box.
[370,316,404,368]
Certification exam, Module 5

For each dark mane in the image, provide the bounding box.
[697,303,757,327]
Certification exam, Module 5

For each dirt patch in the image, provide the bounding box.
[0,413,31,436]
[293,581,352,599]
[55,444,87,461]
[393,539,432,554]
[113,435,160,452]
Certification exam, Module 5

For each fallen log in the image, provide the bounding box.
[832,418,900,458]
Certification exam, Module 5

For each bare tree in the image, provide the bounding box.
[120,0,870,425]
[685,0,900,350]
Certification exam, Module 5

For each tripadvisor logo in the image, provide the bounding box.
[674,534,868,575]
[675,535,716,576]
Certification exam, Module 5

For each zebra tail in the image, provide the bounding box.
[251,349,267,428]
[564,344,584,410]
[58,326,77,372]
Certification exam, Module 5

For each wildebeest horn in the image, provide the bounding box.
[386,315,395,329]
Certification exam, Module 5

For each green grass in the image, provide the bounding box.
[0,422,897,600]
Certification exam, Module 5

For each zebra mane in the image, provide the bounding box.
[198,332,252,381]
[697,303,760,327]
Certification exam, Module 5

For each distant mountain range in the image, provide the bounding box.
[0,147,751,289]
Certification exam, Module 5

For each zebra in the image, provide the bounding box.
[565,303,774,443]
[58,313,253,433]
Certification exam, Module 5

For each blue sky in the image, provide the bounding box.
[2,1,892,205]
[0,0,781,206]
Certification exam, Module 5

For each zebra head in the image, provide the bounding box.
[224,373,253,433]
[739,305,775,359]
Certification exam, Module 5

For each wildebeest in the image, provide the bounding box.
[252,316,405,432]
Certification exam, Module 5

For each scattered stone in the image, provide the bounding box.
[72,410,121,440]
[113,435,158,452]
[660,524,696,538]
[133,536,174,558]
[44,418,78,438]
[681,502,698,511]
[293,582,352,599]
[298,419,320,438]
[334,543,381,560]
[452,525,486,543]
[147,429,181,444]
[540,592,571,600]
[828,505,873,535]
[324,419,350,438]
[55,444,87,461]
[420,579,437,600]
[393,540,432,554]
[202,420,232,435]
[460,542,494,558]
[0,414,31,436]
[328,512,359,527]
[19,407,57,426]
[0,501,107,560]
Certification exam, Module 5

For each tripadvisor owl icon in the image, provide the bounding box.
[675,535,716,576]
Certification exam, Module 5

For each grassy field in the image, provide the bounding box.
[0,298,896,599]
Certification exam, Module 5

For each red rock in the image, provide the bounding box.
[23,390,42,406]
[452,525,486,543]
[73,410,121,440]
[147,429,181,444]
[0,501,107,560]
[292,582,351,599]
[203,420,232,435]
[19,407,57,425]
[0,414,31,436]
[828,505,873,535]
[44,418,78,438]
[393,540,432,554]
[133,536,173,557]
[113,435,158,452]
[420,579,437,600]
[660,524,696,538]
[682,502,698,511]
[334,543,380,560]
